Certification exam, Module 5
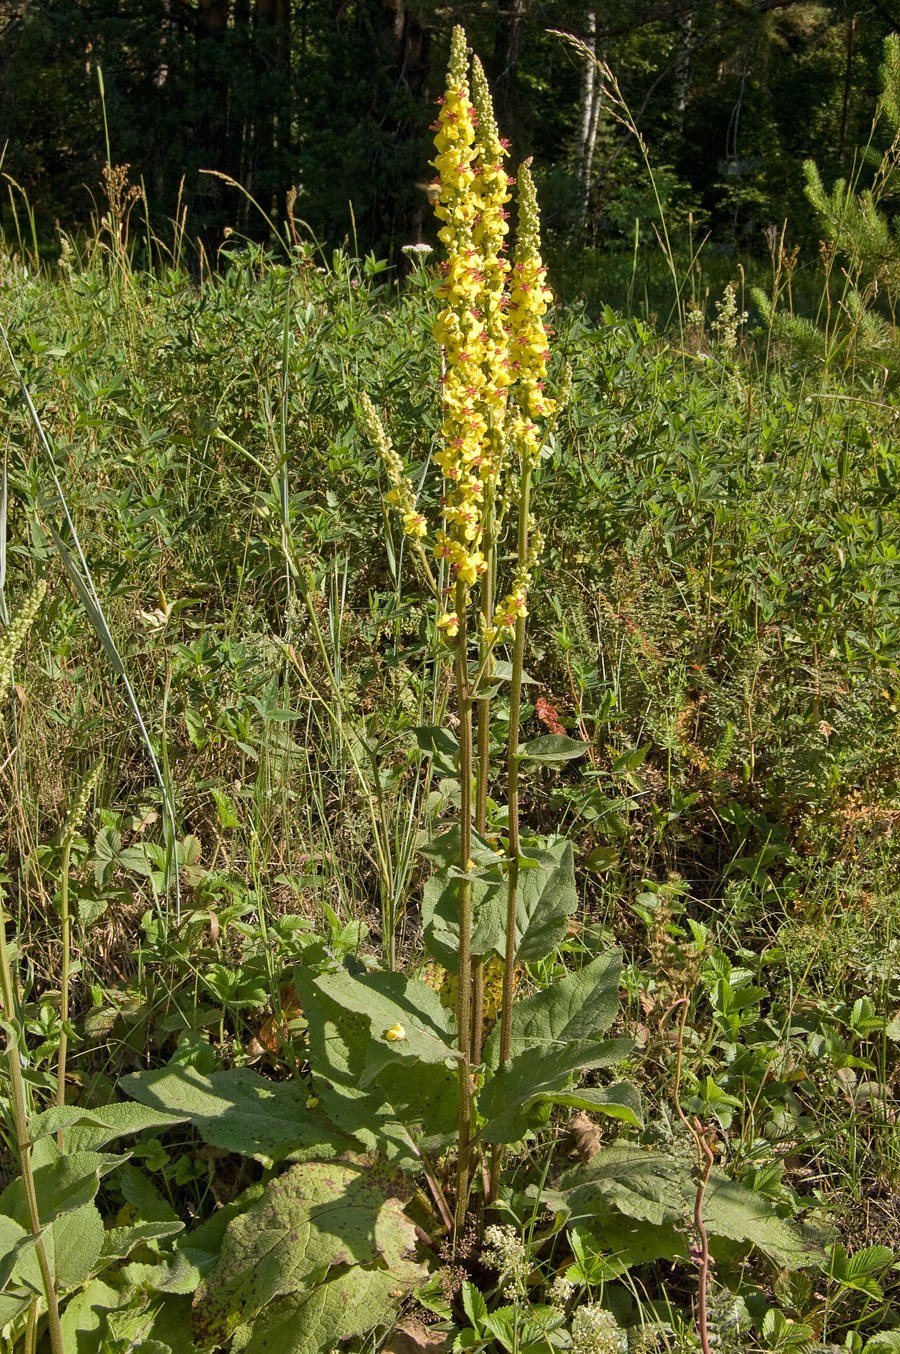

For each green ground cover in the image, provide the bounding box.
[1,186,899,1350]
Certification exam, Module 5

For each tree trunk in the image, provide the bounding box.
[575,10,603,235]
[673,4,695,136]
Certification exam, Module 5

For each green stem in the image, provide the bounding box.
[0,893,64,1354]
[471,507,495,1067]
[453,577,474,1234]
[56,839,72,1151]
[490,462,532,1201]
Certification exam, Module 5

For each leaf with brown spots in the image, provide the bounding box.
[192,1159,424,1352]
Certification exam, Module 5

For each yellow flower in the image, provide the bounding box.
[385,1022,407,1042]
[437,611,460,638]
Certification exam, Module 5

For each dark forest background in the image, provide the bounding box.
[0,0,897,269]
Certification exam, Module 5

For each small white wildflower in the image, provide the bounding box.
[711,281,748,354]
[571,1302,624,1354]
[482,1223,529,1302]
[549,1274,575,1310]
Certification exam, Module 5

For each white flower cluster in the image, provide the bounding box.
[570,1303,626,1354]
[481,1223,529,1302]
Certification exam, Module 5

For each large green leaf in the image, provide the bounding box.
[192,1159,424,1353]
[0,1149,121,1226]
[479,1039,634,1144]
[47,1202,105,1290]
[556,1146,821,1270]
[507,840,579,963]
[420,828,506,970]
[422,837,578,970]
[29,1101,189,1151]
[702,1171,821,1268]
[483,952,622,1069]
[413,725,459,776]
[296,966,458,1162]
[557,1144,691,1228]
[228,1263,416,1354]
[535,1082,642,1127]
[0,1214,41,1330]
[121,1064,351,1164]
[519,734,590,764]
[311,967,458,1083]
[58,1277,124,1354]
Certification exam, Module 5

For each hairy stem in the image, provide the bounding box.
[471,505,495,1067]
[0,893,64,1354]
[489,464,532,1200]
[454,578,474,1233]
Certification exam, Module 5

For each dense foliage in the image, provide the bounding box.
[0,203,899,1347]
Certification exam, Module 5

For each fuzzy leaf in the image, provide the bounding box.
[192,1159,424,1352]
[295,966,458,1162]
[703,1171,821,1268]
[423,838,577,970]
[0,1150,120,1226]
[413,725,459,776]
[535,1082,642,1127]
[519,735,590,764]
[311,968,458,1081]
[229,1262,418,1354]
[29,1101,188,1151]
[479,1039,633,1144]
[121,1064,350,1164]
[483,952,622,1068]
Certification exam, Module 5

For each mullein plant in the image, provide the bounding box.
[362,26,557,1225]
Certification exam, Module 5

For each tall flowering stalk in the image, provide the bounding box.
[362,25,556,1227]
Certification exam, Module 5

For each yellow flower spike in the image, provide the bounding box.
[384,1022,407,1042]
[508,160,554,470]
[360,391,429,545]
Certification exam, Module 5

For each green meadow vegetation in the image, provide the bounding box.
[2,27,900,1354]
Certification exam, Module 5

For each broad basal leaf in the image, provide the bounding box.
[557,1146,821,1271]
[229,1260,421,1354]
[192,1159,424,1352]
[0,1148,122,1227]
[703,1171,821,1268]
[558,1144,691,1228]
[29,1101,189,1151]
[295,966,458,1162]
[310,967,458,1084]
[121,1064,351,1164]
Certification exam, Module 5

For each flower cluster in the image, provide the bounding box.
[481,1223,529,1302]
[359,391,426,540]
[507,161,555,469]
[431,27,515,624]
[363,26,555,647]
[0,580,47,692]
[570,1303,625,1354]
